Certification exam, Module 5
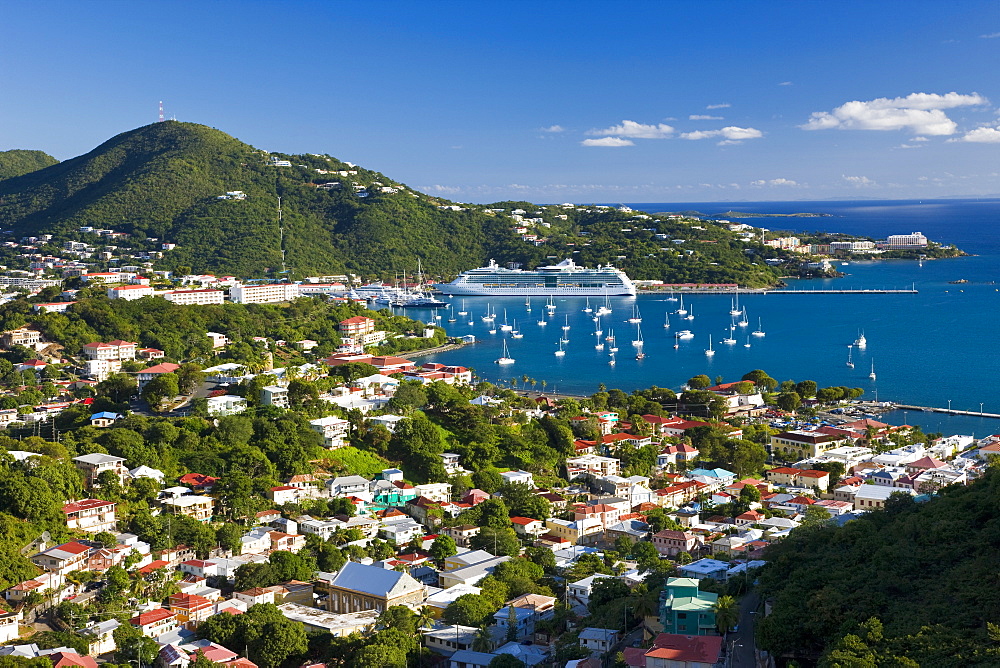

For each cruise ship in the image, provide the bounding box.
[435,259,636,296]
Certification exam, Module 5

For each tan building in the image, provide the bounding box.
[770,431,848,460]
[73,453,128,487]
[652,530,703,558]
[1,327,42,348]
[318,562,425,613]
[162,495,214,521]
[63,499,117,533]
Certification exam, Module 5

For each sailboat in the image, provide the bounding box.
[730,292,741,317]
[500,309,513,331]
[608,352,616,366]
[846,345,855,368]
[627,305,642,324]
[496,339,515,365]
[554,340,566,357]
[635,348,645,360]
[667,290,678,302]
[869,360,876,380]
[545,295,557,312]
[511,320,523,338]
[752,317,765,337]
[673,333,680,349]
[676,294,688,316]
[605,329,615,342]
[594,319,603,338]
[481,304,495,322]
[705,335,715,356]
[722,322,737,345]
[447,306,456,322]
[458,299,467,316]
[738,307,749,328]
[744,336,751,348]
[854,330,867,349]
[597,292,612,315]
[582,297,592,313]
[525,297,531,313]
[632,323,644,348]
[562,315,571,331]
[685,305,695,321]
[537,318,547,326]
[663,312,670,329]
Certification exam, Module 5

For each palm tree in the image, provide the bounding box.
[416,605,435,631]
[472,626,493,652]
[712,595,739,635]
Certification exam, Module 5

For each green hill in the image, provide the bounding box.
[0,121,524,278]
[0,121,805,285]
[0,149,58,181]
[756,468,1000,667]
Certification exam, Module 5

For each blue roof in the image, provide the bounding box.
[91,411,120,420]
[328,561,416,598]
[690,467,735,479]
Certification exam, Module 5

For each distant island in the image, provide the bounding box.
[656,210,832,218]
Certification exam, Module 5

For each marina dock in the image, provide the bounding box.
[892,404,1000,419]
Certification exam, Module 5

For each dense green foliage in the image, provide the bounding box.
[0,122,831,285]
[757,467,1000,666]
[0,149,58,181]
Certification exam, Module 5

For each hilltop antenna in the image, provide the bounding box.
[158,101,164,123]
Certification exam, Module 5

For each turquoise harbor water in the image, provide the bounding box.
[404,199,1000,437]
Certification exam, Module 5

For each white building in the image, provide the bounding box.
[206,394,248,416]
[884,231,928,249]
[163,289,226,306]
[260,386,289,408]
[230,283,300,304]
[107,285,154,300]
[309,416,350,449]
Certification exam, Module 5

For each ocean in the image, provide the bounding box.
[404,198,1000,438]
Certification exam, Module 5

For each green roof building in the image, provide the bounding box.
[658,577,718,636]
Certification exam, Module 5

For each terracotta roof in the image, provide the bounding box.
[130,608,175,626]
[62,498,116,514]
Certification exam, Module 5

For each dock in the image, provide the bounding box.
[891,404,1000,419]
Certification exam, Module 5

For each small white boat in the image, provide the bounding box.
[496,340,515,365]
[738,307,749,328]
[722,324,737,345]
[869,360,876,380]
[730,293,741,317]
[667,291,678,302]
[583,297,592,313]
[685,306,695,321]
[545,295,556,312]
[488,327,497,334]
[627,305,642,324]
[676,294,688,316]
[468,320,474,326]
[608,353,616,366]
[846,345,855,368]
[562,315,570,331]
[447,307,456,322]
[595,342,604,350]
[458,299,467,316]
[560,337,570,344]
[635,350,645,360]
[511,320,523,338]
[606,329,615,342]
[500,309,513,331]
[525,297,531,313]
[705,335,715,356]
[663,312,670,329]
[673,333,680,349]
[632,323,644,348]
[554,340,566,357]
[744,336,751,348]
[677,330,694,340]
[537,319,547,326]
[752,317,765,337]
[855,330,867,349]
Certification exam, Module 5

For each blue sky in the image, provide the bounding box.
[2,1,999,202]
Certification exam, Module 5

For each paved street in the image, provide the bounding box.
[729,592,760,668]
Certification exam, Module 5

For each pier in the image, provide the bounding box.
[641,287,918,294]
[891,404,1000,419]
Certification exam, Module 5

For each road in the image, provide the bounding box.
[729,592,760,668]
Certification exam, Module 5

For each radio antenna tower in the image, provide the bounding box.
[158,101,165,123]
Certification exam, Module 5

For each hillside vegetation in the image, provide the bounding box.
[0,121,811,285]
[0,149,58,181]
[756,466,1000,667]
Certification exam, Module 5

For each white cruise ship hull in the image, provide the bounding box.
[435,258,637,296]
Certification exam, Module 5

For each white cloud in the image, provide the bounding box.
[751,178,798,187]
[706,103,731,109]
[540,124,565,133]
[894,143,924,149]
[778,81,793,86]
[911,136,929,141]
[801,92,988,135]
[580,137,635,147]
[955,125,1000,143]
[980,32,1000,38]
[586,120,674,138]
[843,175,877,186]
[689,114,724,120]
[679,126,764,141]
